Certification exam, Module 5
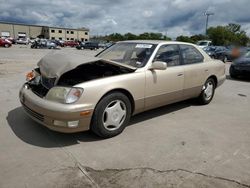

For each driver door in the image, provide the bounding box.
[145,44,184,110]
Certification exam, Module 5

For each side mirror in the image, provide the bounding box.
[149,61,167,70]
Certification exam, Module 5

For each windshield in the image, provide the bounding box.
[97,42,157,68]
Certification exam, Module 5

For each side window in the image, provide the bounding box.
[180,45,204,65]
[154,45,180,66]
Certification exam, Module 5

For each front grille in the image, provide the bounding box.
[22,103,44,122]
[30,83,49,98]
[41,76,56,89]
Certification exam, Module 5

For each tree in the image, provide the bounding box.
[91,32,171,42]
[190,34,208,43]
[124,33,137,40]
[176,35,194,43]
[207,23,249,46]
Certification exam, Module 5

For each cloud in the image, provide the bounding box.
[143,10,153,18]
[0,0,249,38]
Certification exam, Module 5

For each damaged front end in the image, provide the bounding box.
[26,52,136,102]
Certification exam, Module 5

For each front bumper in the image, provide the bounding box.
[19,84,93,133]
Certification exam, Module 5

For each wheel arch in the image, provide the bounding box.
[207,75,218,88]
[97,88,135,115]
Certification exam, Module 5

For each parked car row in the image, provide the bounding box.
[203,45,250,63]
[0,38,12,48]
[31,39,58,49]
[1,36,115,51]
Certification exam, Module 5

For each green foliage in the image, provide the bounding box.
[176,34,208,44]
[190,34,208,43]
[175,23,249,46]
[207,23,249,46]
[91,32,171,42]
[176,35,195,43]
[91,23,249,46]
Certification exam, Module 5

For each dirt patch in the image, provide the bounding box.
[85,167,250,188]
[31,165,249,188]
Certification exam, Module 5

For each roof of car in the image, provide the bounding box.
[119,40,196,45]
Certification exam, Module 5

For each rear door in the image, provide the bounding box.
[179,44,210,99]
[145,44,184,110]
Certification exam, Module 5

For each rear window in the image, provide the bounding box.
[180,45,204,65]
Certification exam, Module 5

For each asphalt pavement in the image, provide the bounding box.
[0,45,250,188]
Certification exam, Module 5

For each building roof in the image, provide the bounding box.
[0,21,89,31]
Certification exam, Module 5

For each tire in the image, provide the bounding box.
[229,66,237,79]
[91,92,132,138]
[198,78,215,105]
[4,44,9,48]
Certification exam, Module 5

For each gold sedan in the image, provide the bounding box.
[19,40,225,138]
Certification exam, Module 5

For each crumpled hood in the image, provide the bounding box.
[37,51,101,78]
[37,51,136,78]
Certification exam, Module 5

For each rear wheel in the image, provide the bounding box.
[4,44,10,48]
[91,92,132,138]
[198,78,215,105]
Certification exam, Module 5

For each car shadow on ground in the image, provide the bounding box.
[7,100,193,148]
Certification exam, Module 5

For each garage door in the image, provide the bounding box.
[18,32,26,38]
[1,32,10,37]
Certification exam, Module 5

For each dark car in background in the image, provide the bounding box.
[203,45,246,62]
[84,42,99,50]
[203,46,229,62]
[0,38,12,48]
[76,41,99,50]
[76,42,85,50]
[230,51,250,78]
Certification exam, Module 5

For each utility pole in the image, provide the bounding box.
[204,12,214,35]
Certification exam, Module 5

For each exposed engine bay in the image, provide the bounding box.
[57,61,134,86]
[28,60,135,97]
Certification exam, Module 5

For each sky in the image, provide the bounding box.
[0,0,250,38]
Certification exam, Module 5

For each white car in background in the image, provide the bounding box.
[16,38,29,45]
[197,40,212,49]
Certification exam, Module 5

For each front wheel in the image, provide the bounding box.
[4,44,10,48]
[198,78,215,105]
[91,92,132,138]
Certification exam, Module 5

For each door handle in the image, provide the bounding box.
[177,73,183,76]
[205,69,208,72]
